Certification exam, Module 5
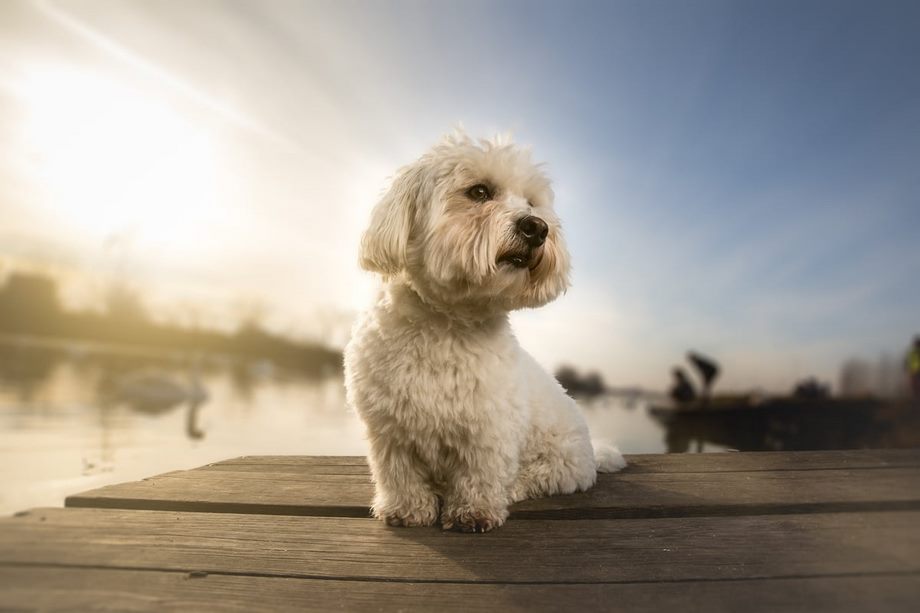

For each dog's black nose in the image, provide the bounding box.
[517,215,548,247]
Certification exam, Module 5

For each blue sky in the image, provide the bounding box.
[1,0,918,390]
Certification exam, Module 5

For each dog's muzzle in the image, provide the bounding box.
[498,216,548,270]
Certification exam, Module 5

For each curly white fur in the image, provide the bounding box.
[344,131,624,533]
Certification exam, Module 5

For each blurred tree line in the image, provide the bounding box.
[555,365,606,397]
[0,271,341,373]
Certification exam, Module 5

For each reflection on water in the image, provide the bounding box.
[0,338,671,515]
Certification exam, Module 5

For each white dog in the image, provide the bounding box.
[344,132,625,533]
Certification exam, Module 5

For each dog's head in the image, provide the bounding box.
[360,132,570,312]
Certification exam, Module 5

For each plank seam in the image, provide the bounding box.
[616,465,920,474]
[64,497,372,518]
[63,497,920,520]
[1,561,917,586]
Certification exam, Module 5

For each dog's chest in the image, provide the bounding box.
[400,325,512,399]
[351,314,524,433]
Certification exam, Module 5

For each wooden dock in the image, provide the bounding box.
[2,449,919,611]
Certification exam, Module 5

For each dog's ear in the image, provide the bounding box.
[360,162,428,275]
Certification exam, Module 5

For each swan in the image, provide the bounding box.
[112,367,208,412]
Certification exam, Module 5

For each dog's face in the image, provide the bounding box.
[360,133,570,312]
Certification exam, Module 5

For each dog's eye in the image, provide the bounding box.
[466,184,492,202]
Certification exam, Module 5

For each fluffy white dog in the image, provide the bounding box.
[344,132,625,533]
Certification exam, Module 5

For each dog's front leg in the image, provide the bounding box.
[368,440,439,527]
[440,449,512,533]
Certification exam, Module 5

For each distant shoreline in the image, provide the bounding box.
[0,330,342,374]
[0,271,343,375]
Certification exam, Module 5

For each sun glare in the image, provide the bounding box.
[16,66,220,250]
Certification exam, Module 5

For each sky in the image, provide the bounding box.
[1,0,918,391]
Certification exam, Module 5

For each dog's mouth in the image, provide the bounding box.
[498,245,543,271]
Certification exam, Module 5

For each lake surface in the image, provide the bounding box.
[0,338,695,516]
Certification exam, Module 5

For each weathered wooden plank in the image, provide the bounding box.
[66,470,374,517]
[1,566,917,612]
[2,508,918,583]
[205,449,920,473]
[66,464,920,519]
[512,467,920,519]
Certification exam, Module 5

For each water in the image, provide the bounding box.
[0,339,680,516]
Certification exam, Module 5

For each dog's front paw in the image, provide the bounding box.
[373,493,439,528]
[381,509,437,528]
[441,508,507,533]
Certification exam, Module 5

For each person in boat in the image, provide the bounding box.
[687,351,720,401]
[907,336,920,399]
[670,367,697,405]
